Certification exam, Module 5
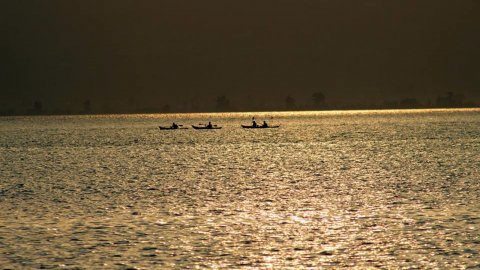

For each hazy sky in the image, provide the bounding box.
[2,0,480,110]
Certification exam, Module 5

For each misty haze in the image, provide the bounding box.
[1,1,479,115]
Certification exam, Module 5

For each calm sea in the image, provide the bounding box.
[1,109,479,269]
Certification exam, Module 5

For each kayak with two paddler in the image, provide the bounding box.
[241,125,280,129]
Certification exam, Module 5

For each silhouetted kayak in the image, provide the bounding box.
[241,125,280,129]
[159,126,188,130]
[192,125,222,130]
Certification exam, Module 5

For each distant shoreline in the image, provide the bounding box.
[1,107,478,118]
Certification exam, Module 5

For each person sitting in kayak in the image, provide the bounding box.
[171,122,178,129]
[262,121,268,128]
[252,120,258,127]
[206,121,213,128]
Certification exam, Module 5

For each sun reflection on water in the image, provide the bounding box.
[0,109,479,268]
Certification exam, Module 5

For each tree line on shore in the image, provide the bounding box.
[0,91,478,116]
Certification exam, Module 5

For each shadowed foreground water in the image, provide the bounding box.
[1,109,479,269]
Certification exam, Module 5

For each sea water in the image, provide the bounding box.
[0,109,479,269]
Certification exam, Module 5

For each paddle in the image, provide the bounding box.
[264,116,274,126]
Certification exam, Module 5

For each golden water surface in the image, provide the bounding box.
[1,109,479,269]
